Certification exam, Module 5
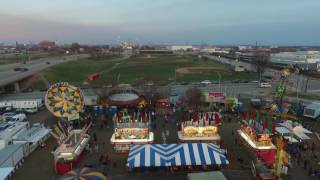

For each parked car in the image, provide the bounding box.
[2,112,17,121]
[13,67,28,72]
[24,107,38,114]
[200,80,211,85]
[259,82,272,88]
[7,113,27,124]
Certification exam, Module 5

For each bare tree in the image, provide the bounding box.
[252,52,270,78]
[185,88,205,111]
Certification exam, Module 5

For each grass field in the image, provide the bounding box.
[42,56,123,86]
[40,55,258,86]
[286,91,320,100]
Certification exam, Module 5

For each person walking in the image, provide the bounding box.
[93,132,98,143]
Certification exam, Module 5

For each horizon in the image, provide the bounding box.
[1,0,320,46]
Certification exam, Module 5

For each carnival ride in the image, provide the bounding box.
[58,167,107,180]
[45,83,89,174]
[100,85,147,108]
[45,82,84,118]
[238,111,276,167]
[178,112,221,144]
[51,123,91,174]
[265,65,298,114]
[244,65,298,179]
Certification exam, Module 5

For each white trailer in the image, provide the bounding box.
[0,99,43,112]
[0,143,25,169]
[303,102,320,119]
[0,122,29,149]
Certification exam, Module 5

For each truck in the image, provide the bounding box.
[303,102,320,119]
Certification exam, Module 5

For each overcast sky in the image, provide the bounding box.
[0,0,319,45]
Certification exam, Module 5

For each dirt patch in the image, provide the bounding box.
[176,67,224,74]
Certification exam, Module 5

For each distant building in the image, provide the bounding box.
[39,41,55,49]
[270,51,320,70]
[295,62,320,72]
[238,45,253,51]
[168,45,193,51]
[235,66,245,72]
[139,49,173,55]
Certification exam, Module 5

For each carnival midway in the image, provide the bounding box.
[1,65,319,180]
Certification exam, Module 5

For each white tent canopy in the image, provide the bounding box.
[278,121,312,140]
[275,127,290,135]
[0,167,14,180]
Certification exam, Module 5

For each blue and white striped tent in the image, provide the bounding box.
[127,143,229,168]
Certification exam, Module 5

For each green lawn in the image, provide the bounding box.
[286,91,320,100]
[42,56,122,86]
[41,55,258,86]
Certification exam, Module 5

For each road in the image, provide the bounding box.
[171,82,268,97]
[0,54,90,87]
[0,82,268,102]
[207,55,320,93]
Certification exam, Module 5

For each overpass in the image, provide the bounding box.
[0,54,90,92]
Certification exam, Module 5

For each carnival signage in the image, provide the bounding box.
[209,92,225,102]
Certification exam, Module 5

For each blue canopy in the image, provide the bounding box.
[127,143,229,168]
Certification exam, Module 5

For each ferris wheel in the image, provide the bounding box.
[45,82,84,118]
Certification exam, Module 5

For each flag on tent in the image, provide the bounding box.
[262,115,267,129]
[249,119,254,128]
[193,112,199,122]
[243,112,248,121]
[251,111,255,119]
[205,112,209,121]
[214,113,220,125]
[268,116,273,133]
[255,112,260,128]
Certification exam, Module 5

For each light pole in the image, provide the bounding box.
[217,72,221,92]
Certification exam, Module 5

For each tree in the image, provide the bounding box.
[252,52,270,79]
[185,88,205,111]
[70,43,80,53]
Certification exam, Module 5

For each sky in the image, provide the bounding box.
[0,0,319,45]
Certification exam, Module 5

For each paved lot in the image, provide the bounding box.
[11,106,319,180]
[0,54,89,87]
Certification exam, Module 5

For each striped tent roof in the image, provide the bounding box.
[127,143,228,168]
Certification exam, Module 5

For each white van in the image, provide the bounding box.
[259,82,272,88]
[303,102,320,119]
[8,113,27,124]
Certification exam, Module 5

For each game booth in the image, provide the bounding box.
[110,109,154,153]
[178,112,221,144]
[127,143,229,172]
[238,112,276,167]
[104,86,153,153]
[45,82,90,174]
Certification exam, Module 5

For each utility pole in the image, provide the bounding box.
[304,77,309,94]
[217,72,221,92]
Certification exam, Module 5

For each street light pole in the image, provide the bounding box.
[217,72,221,92]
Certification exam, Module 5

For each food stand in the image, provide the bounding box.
[110,109,154,153]
[178,112,221,144]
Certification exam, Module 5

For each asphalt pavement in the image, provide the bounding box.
[0,54,90,87]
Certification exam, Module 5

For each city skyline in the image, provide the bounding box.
[0,0,320,45]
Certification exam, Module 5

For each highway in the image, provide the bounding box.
[0,54,90,87]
